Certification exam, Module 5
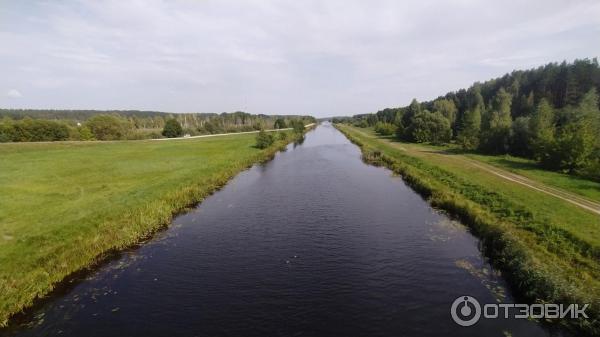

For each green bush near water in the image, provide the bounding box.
[290,119,306,134]
[255,130,275,149]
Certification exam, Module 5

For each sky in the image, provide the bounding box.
[1,0,599,117]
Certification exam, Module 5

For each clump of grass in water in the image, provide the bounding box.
[455,259,506,302]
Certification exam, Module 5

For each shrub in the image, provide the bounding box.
[274,118,287,129]
[162,119,183,138]
[78,126,95,141]
[85,114,131,140]
[255,130,274,149]
[201,121,220,134]
[353,120,368,128]
[290,119,305,134]
[374,122,396,136]
[0,122,15,142]
[578,155,600,182]
[0,118,69,142]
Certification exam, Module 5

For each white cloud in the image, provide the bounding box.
[6,89,22,98]
[0,0,599,116]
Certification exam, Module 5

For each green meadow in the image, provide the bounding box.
[0,131,296,326]
[336,124,600,335]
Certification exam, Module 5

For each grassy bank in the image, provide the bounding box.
[0,129,305,326]
[336,124,600,335]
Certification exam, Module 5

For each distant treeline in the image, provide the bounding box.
[337,58,600,181]
[0,109,169,121]
[0,110,316,142]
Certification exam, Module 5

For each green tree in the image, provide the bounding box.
[516,91,535,117]
[433,98,458,128]
[274,118,287,129]
[545,89,599,172]
[162,118,183,138]
[510,117,532,156]
[401,98,422,127]
[565,70,580,106]
[529,98,556,162]
[480,88,513,153]
[407,111,452,144]
[457,88,483,149]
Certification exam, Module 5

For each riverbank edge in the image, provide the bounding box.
[335,123,597,336]
[0,127,312,328]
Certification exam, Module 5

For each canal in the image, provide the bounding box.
[3,123,556,337]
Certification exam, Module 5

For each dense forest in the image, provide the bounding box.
[338,58,600,181]
[0,110,315,142]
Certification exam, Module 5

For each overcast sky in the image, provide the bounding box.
[1,0,599,117]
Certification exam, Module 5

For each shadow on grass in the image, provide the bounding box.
[385,137,473,156]
[492,157,539,171]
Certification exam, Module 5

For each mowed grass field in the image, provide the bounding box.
[336,124,600,334]
[0,131,294,326]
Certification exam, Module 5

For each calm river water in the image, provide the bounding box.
[3,123,562,337]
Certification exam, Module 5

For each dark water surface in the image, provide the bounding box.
[4,124,561,337]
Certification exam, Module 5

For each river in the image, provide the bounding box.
[3,123,560,337]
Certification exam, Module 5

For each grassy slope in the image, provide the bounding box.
[336,124,600,335]
[0,131,298,326]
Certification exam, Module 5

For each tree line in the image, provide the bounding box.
[0,110,315,142]
[338,58,600,181]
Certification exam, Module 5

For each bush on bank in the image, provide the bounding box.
[255,130,275,149]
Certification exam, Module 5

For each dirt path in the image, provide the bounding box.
[458,157,600,215]
[351,127,600,216]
